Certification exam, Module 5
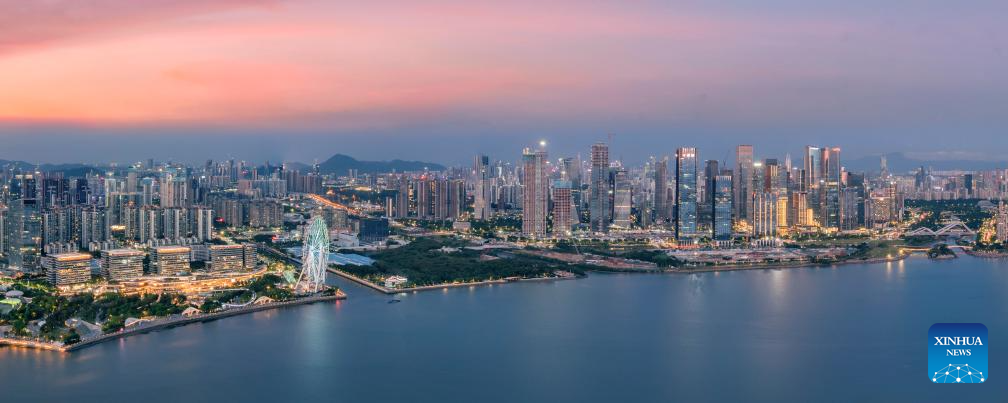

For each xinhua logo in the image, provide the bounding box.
[929,323,988,383]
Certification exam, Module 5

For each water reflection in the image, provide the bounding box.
[3,257,1006,402]
[767,269,787,311]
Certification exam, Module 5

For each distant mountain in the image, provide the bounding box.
[0,159,104,176]
[844,152,1008,174]
[317,154,445,174]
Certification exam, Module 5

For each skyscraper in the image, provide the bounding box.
[701,159,719,228]
[0,206,7,254]
[675,147,698,239]
[589,143,610,233]
[803,146,822,225]
[522,147,548,237]
[612,168,632,228]
[416,177,432,219]
[472,154,493,220]
[433,179,449,220]
[823,147,842,229]
[752,191,777,238]
[763,158,781,193]
[840,187,861,231]
[395,175,410,219]
[790,191,810,227]
[803,146,822,188]
[448,179,465,220]
[734,145,753,225]
[191,206,213,241]
[159,174,191,208]
[654,156,669,223]
[8,198,42,273]
[713,174,733,240]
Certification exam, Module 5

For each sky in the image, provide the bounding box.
[0,0,1006,166]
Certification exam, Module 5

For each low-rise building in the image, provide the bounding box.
[358,218,389,244]
[208,243,256,272]
[100,248,145,281]
[42,252,92,286]
[334,232,359,248]
[151,246,191,275]
[385,275,408,288]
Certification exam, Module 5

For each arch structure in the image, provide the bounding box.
[906,222,976,237]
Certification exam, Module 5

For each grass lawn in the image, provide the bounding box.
[338,237,573,287]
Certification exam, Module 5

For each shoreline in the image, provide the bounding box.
[666,252,910,274]
[330,251,915,293]
[327,267,576,295]
[0,291,346,353]
[965,250,1008,258]
[0,249,928,353]
[579,251,910,275]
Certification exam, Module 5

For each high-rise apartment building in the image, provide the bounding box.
[416,177,432,219]
[395,176,411,219]
[522,147,548,237]
[552,180,574,236]
[751,192,777,238]
[472,155,493,220]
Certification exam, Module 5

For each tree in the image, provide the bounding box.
[62,330,81,345]
[200,300,222,313]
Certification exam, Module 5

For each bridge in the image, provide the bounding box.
[202,288,258,309]
[306,193,361,215]
[905,221,976,237]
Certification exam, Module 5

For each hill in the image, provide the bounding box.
[0,159,104,176]
[317,154,444,175]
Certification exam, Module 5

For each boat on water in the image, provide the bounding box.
[388,299,401,304]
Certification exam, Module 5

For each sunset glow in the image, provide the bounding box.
[1,1,1005,162]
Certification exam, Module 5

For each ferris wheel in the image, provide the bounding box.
[298,215,329,293]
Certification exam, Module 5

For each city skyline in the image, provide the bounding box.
[2,1,1007,163]
[4,3,1007,401]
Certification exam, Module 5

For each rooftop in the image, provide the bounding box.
[154,246,192,253]
[209,244,244,250]
[104,248,145,257]
[51,253,92,262]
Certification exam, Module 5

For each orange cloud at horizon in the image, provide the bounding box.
[2,1,645,127]
[2,0,990,131]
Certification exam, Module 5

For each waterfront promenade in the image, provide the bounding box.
[327,267,575,294]
[671,251,911,273]
[0,291,346,353]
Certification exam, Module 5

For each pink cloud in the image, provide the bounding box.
[0,0,278,55]
[0,1,1000,130]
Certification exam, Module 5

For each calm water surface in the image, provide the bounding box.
[2,256,1006,402]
